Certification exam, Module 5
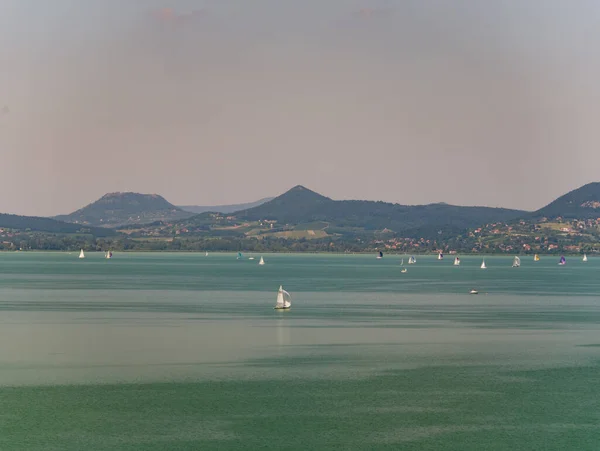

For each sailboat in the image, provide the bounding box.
[259,256,265,265]
[376,251,383,259]
[205,251,208,257]
[480,259,486,269]
[438,252,443,260]
[559,256,566,266]
[401,268,407,273]
[583,254,588,262]
[237,252,243,260]
[512,256,520,267]
[274,286,291,310]
[105,251,112,259]
[534,254,540,262]
[408,256,416,264]
[400,258,404,266]
[453,257,460,266]
[79,249,85,259]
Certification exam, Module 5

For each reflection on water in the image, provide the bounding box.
[275,316,291,348]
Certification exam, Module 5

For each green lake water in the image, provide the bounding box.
[1,252,600,450]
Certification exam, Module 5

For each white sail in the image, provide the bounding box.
[205,251,208,257]
[274,285,291,309]
[438,252,443,260]
[480,259,486,269]
[512,256,520,267]
[453,257,460,266]
[106,251,112,259]
[583,254,588,262]
[79,249,85,259]
[400,258,404,266]
[534,254,540,261]
[408,256,416,264]
[259,256,265,265]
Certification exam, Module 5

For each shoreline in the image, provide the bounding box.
[4,250,593,257]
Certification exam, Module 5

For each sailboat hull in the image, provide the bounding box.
[274,306,291,310]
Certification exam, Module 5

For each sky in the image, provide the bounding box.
[1,0,600,216]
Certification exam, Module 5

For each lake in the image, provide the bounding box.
[1,252,600,450]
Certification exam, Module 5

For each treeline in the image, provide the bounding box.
[0,233,355,252]
[2,232,598,254]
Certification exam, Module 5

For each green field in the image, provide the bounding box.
[264,230,329,239]
[293,221,329,231]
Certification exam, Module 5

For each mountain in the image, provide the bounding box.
[178,197,273,214]
[236,185,524,232]
[532,182,600,219]
[234,186,332,222]
[170,185,526,239]
[0,213,115,236]
[55,192,194,227]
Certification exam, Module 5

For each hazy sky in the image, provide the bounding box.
[2,0,600,216]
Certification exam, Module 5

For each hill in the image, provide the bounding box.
[532,182,600,219]
[0,213,115,237]
[234,186,332,222]
[179,197,273,214]
[55,192,194,227]
[234,185,524,233]
[160,185,526,240]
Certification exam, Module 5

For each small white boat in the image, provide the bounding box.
[249,257,255,260]
[453,257,460,266]
[469,289,479,295]
[259,256,265,265]
[559,256,566,266]
[105,251,112,259]
[534,254,540,261]
[438,252,443,260]
[274,285,291,310]
[79,249,85,259]
[512,256,520,267]
[401,268,407,273]
[408,256,416,264]
[376,251,383,259]
[583,254,588,262]
[205,251,208,257]
[480,259,486,269]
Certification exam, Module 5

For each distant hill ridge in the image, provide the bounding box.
[55,192,194,227]
[49,182,600,236]
[532,182,600,219]
[179,197,273,214]
[0,213,115,236]
[182,185,527,238]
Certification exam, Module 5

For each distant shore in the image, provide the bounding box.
[4,250,593,257]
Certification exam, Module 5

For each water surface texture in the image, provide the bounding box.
[1,252,600,450]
